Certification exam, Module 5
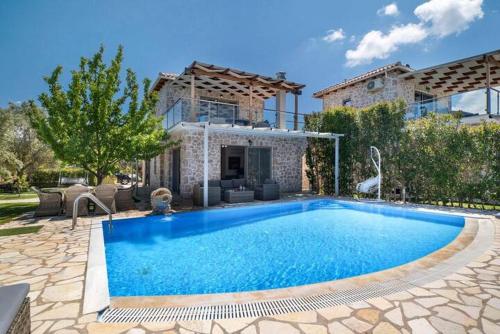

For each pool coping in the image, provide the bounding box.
[84,198,495,320]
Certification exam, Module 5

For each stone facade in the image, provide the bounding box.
[149,129,308,198]
[321,71,416,110]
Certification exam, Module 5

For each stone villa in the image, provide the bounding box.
[144,62,341,203]
[313,49,500,123]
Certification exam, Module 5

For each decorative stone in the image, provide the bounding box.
[385,307,404,326]
[408,318,437,334]
[366,297,393,310]
[273,310,317,323]
[258,320,300,334]
[298,323,328,334]
[32,303,80,321]
[327,321,354,334]
[372,322,400,334]
[142,322,176,331]
[482,318,500,334]
[355,308,380,324]
[86,323,139,334]
[433,306,477,327]
[429,316,466,334]
[42,281,83,302]
[317,305,353,320]
[342,316,373,333]
[216,318,256,332]
[401,301,431,318]
[414,297,449,308]
[241,325,257,334]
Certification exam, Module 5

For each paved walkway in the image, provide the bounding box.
[0,209,499,334]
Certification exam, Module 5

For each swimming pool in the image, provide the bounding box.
[102,199,464,297]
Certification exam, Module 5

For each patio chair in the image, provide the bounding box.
[31,186,62,217]
[94,184,117,214]
[255,179,280,200]
[193,181,221,206]
[0,283,30,334]
[64,184,90,217]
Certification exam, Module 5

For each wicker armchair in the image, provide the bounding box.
[254,179,280,200]
[193,181,221,206]
[31,186,62,217]
[0,283,30,334]
[115,186,136,211]
[64,184,90,217]
[94,184,117,214]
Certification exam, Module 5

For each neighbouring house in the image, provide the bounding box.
[313,49,500,125]
[144,62,342,204]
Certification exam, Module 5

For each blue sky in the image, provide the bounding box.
[0,0,498,112]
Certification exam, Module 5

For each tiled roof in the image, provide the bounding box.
[313,62,413,98]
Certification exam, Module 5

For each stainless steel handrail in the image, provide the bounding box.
[71,193,112,230]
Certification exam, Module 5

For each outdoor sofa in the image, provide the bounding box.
[254,179,280,200]
[0,283,30,334]
[94,184,117,214]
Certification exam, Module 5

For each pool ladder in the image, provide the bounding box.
[71,193,113,230]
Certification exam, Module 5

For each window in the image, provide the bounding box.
[342,98,352,106]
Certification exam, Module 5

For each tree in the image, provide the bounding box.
[0,103,55,180]
[29,46,170,184]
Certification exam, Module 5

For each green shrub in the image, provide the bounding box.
[305,101,500,207]
[30,167,91,188]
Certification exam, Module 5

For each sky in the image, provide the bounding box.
[0,0,499,113]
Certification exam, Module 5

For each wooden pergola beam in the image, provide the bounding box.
[189,68,303,95]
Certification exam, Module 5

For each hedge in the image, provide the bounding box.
[29,167,93,188]
[304,101,500,207]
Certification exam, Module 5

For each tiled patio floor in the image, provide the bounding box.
[0,206,499,334]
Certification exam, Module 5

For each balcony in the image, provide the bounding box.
[406,87,500,120]
[162,98,307,130]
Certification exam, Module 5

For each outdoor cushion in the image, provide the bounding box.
[0,283,29,334]
[208,180,220,187]
[232,178,246,188]
[220,180,233,188]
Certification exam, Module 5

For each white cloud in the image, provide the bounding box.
[378,3,400,17]
[345,23,427,67]
[414,0,484,37]
[322,28,346,43]
[345,0,484,66]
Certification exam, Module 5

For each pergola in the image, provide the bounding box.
[170,122,344,207]
[400,49,500,114]
[152,62,306,127]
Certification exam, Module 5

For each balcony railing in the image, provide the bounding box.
[406,87,500,120]
[162,98,308,130]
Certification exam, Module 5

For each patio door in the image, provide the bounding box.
[246,147,271,188]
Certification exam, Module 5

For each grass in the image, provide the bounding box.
[0,225,42,237]
[0,202,38,225]
[0,191,38,200]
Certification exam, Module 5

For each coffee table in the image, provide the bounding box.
[224,190,254,203]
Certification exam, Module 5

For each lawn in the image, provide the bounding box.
[0,225,43,237]
[0,202,38,225]
[0,191,38,200]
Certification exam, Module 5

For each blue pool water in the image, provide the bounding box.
[102,199,464,297]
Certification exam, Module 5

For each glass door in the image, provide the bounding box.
[246,147,271,188]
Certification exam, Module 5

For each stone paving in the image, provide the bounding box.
[0,208,499,334]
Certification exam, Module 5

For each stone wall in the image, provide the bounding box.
[321,72,415,110]
[149,129,308,198]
